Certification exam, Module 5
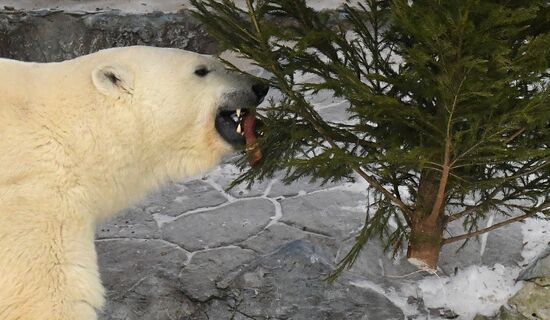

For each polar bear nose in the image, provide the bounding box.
[252,83,269,103]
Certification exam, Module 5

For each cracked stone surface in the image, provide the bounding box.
[239,222,339,257]
[267,177,341,198]
[96,207,160,240]
[141,180,228,217]
[179,247,257,302]
[162,199,275,251]
[0,6,539,320]
[97,239,194,320]
[280,190,366,239]
[203,240,405,320]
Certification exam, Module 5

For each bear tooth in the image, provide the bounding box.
[236,123,242,134]
[236,108,241,117]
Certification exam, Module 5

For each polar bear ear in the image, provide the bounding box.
[92,64,134,97]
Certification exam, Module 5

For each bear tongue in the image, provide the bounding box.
[242,111,262,167]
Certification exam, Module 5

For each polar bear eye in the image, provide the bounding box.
[194,66,211,77]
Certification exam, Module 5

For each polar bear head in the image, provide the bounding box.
[57,46,267,212]
[90,47,265,168]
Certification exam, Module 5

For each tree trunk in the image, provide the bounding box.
[406,170,446,271]
[407,216,444,270]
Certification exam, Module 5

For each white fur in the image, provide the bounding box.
[0,46,251,320]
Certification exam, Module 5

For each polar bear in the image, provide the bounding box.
[0,46,267,320]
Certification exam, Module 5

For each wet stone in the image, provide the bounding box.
[162,198,275,251]
[518,246,550,282]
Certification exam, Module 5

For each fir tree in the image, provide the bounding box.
[191,0,550,273]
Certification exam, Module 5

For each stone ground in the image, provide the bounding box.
[94,88,532,319]
[94,150,532,320]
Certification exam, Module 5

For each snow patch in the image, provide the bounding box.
[520,217,550,264]
[416,264,522,319]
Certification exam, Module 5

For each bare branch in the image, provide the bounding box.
[354,166,415,218]
[443,201,550,244]
[504,127,526,145]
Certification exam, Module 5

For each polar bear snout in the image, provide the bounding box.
[214,80,269,148]
[218,84,267,111]
[252,83,269,103]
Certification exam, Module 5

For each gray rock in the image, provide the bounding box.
[162,199,275,251]
[307,89,344,106]
[228,180,271,198]
[335,237,422,286]
[141,179,227,217]
[97,239,194,320]
[240,222,339,258]
[508,282,550,320]
[96,206,160,239]
[438,217,525,273]
[0,10,217,62]
[481,219,524,267]
[518,246,550,282]
[474,306,530,320]
[280,190,366,239]
[317,101,354,124]
[268,176,340,198]
[202,163,272,198]
[179,247,256,302]
[437,235,484,272]
[188,300,239,320]
[205,240,404,320]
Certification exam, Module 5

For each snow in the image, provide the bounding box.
[337,176,549,319]
[351,264,523,319]
[520,216,550,265]
[358,215,549,320]
[415,264,522,319]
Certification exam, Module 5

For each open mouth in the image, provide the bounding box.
[216,108,256,147]
[215,107,263,166]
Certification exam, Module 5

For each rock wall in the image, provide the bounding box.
[0,9,217,62]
